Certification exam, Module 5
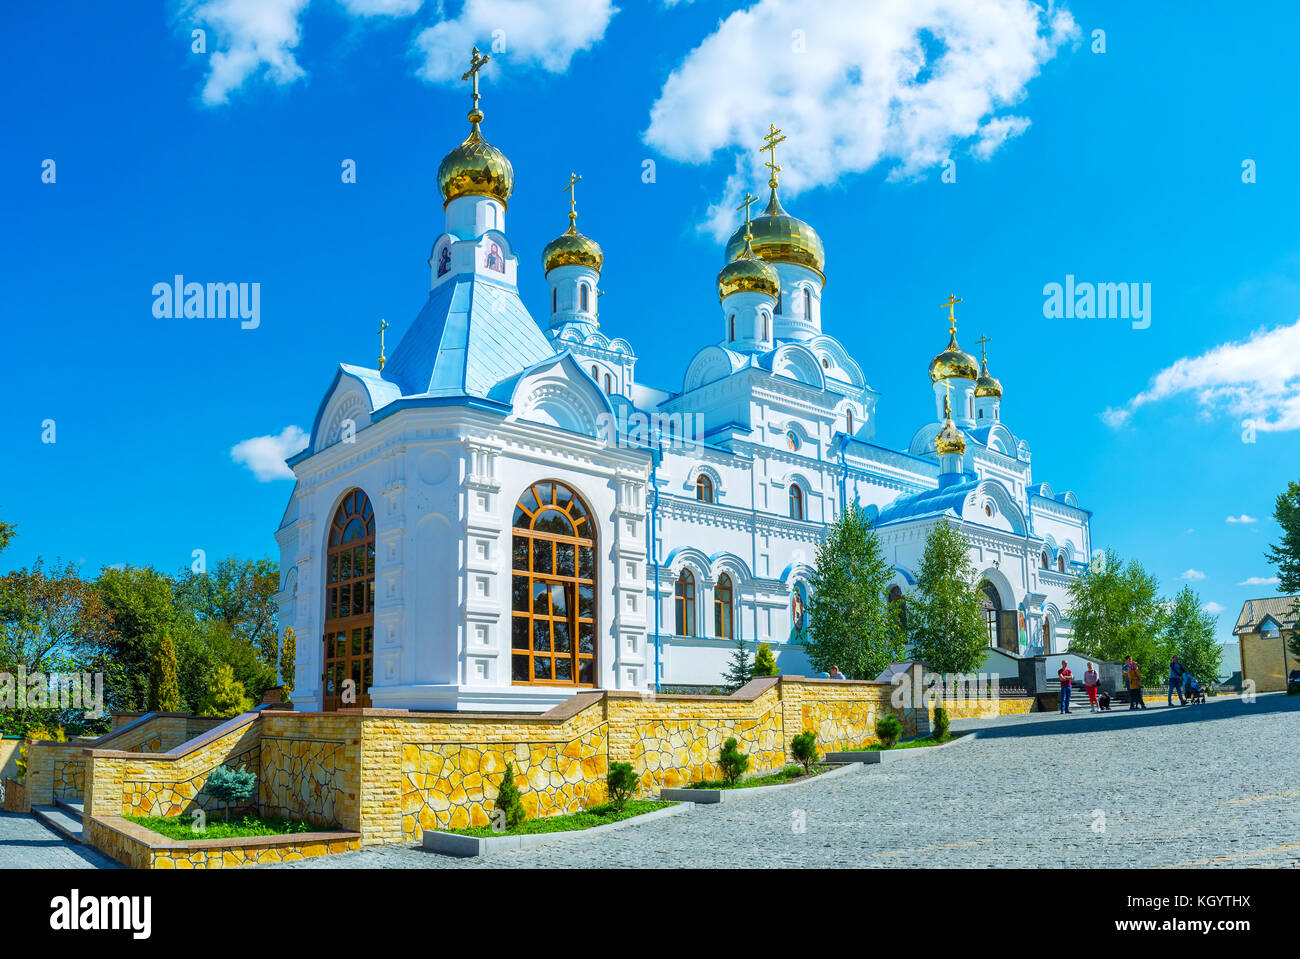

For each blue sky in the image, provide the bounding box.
[3,0,1298,651]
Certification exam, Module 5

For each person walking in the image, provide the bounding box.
[1167,655,1186,707]
[1125,656,1146,710]
[1083,661,1100,712]
[1057,659,1074,713]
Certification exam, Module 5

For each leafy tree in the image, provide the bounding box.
[718,737,749,785]
[1162,585,1223,685]
[1065,549,1168,678]
[198,664,254,718]
[279,626,297,696]
[493,761,526,829]
[96,565,178,712]
[906,521,988,678]
[175,557,280,666]
[1266,480,1300,656]
[752,642,779,677]
[204,765,256,821]
[805,504,906,681]
[0,520,15,556]
[790,730,818,773]
[606,761,638,811]
[723,639,752,690]
[147,635,182,712]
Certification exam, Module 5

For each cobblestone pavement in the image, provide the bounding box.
[269,692,1300,869]
[0,813,121,868]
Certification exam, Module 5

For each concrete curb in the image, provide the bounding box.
[423,801,695,857]
[659,761,864,804]
[825,732,975,764]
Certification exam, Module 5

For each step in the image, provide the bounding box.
[54,797,85,821]
[32,805,85,843]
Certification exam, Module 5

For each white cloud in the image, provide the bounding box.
[1226,514,1258,524]
[1237,576,1280,587]
[339,0,422,14]
[1202,601,1226,615]
[413,0,618,84]
[1180,569,1205,580]
[231,426,308,481]
[644,0,1078,238]
[1103,318,1300,433]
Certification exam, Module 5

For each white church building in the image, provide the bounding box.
[274,54,1093,712]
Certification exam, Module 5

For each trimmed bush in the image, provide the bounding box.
[718,737,750,785]
[493,761,526,830]
[790,730,818,773]
[875,712,903,748]
[606,761,638,811]
[752,642,779,677]
[932,705,951,741]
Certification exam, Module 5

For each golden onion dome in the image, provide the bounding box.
[935,417,967,456]
[717,234,780,301]
[437,115,514,209]
[724,189,825,279]
[929,332,979,383]
[543,224,603,274]
[975,356,1003,398]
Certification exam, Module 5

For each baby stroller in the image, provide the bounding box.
[1183,675,1207,704]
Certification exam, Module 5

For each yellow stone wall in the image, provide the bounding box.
[932,695,1035,721]
[85,815,360,869]
[1240,630,1296,694]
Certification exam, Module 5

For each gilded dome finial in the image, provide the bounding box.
[563,172,582,234]
[462,45,491,130]
[737,191,759,257]
[437,46,513,208]
[761,124,786,191]
[929,293,978,383]
[974,333,1003,399]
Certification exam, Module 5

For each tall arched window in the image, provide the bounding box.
[979,581,1002,649]
[789,484,804,521]
[714,573,734,639]
[1042,619,1053,654]
[580,283,590,312]
[674,570,696,637]
[511,481,597,686]
[324,489,375,710]
[762,314,769,341]
[803,287,812,318]
[552,288,557,313]
[695,474,713,503]
[604,373,612,394]
[846,410,854,434]
[729,316,735,341]
[591,364,599,380]
[1057,554,1066,572]
[1040,550,1050,569]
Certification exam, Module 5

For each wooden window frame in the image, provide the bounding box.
[323,488,376,710]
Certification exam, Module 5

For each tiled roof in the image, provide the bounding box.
[874,480,976,527]
[1233,595,1300,634]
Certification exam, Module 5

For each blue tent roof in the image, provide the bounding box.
[385,273,557,399]
[875,479,976,527]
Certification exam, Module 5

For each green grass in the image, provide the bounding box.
[125,813,336,841]
[689,763,833,790]
[864,733,963,751]
[445,799,673,838]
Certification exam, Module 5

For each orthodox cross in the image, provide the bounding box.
[736,191,757,245]
[462,46,490,118]
[377,318,389,372]
[941,294,962,335]
[760,124,786,188]
[563,172,581,230]
[975,333,992,365]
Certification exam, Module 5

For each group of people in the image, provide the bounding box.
[1056,655,1206,715]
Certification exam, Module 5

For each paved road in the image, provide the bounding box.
[272,692,1300,869]
[0,813,121,869]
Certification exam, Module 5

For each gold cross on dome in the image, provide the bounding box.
[760,124,786,189]
[563,172,581,227]
[377,318,389,371]
[975,334,992,363]
[736,191,758,239]
[941,294,963,334]
[462,46,491,114]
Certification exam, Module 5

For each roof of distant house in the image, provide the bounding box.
[1233,595,1300,634]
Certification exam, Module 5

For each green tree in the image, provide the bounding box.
[723,639,752,690]
[1162,585,1223,685]
[493,761,526,829]
[204,765,256,822]
[95,565,178,712]
[606,762,638,811]
[1266,480,1300,656]
[789,730,818,773]
[752,642,779,677]
[147,635,182,712]
[906,521,988,677]
[0,519,15,556]
[1066,549,1168,678]
[198,664,254,718]
[805,503,906,681]
[279,626,297,696]
[175,557,280,666]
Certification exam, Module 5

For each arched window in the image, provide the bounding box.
[1057,554,1066,572]
[604,373,612,394]
[695,474,713,503]
[789,484,804,521]
[714,573,734,639]
[580,283,590,312]
[775,290,782,314]
[846,410,854,435]
[591,364,599,380]
[1042,619,1053,655]
[552,288,557,313]
[803,287,812,318]
[324,489,376,710]
[762,314,769,341]
[980,581,1003,649]
[511,481,597,686]
[1040,550,1050,569]
[674,570,696,637]
[888,585,906,630]
[729,316,735,341]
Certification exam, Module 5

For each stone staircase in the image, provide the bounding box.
[32,796,85,844]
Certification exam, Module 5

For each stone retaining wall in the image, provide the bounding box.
[2,777,29,813]
[85,815,360,869]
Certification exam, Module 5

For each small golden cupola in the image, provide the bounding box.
[934,389,967,456]
[974,335,1003,399]
[929,295,979,383]
[718,193,780,301]
[437,46,514,209]
[543,173,603,274]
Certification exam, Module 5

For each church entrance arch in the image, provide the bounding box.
[323,488,375,710]
[510,481,598,687]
